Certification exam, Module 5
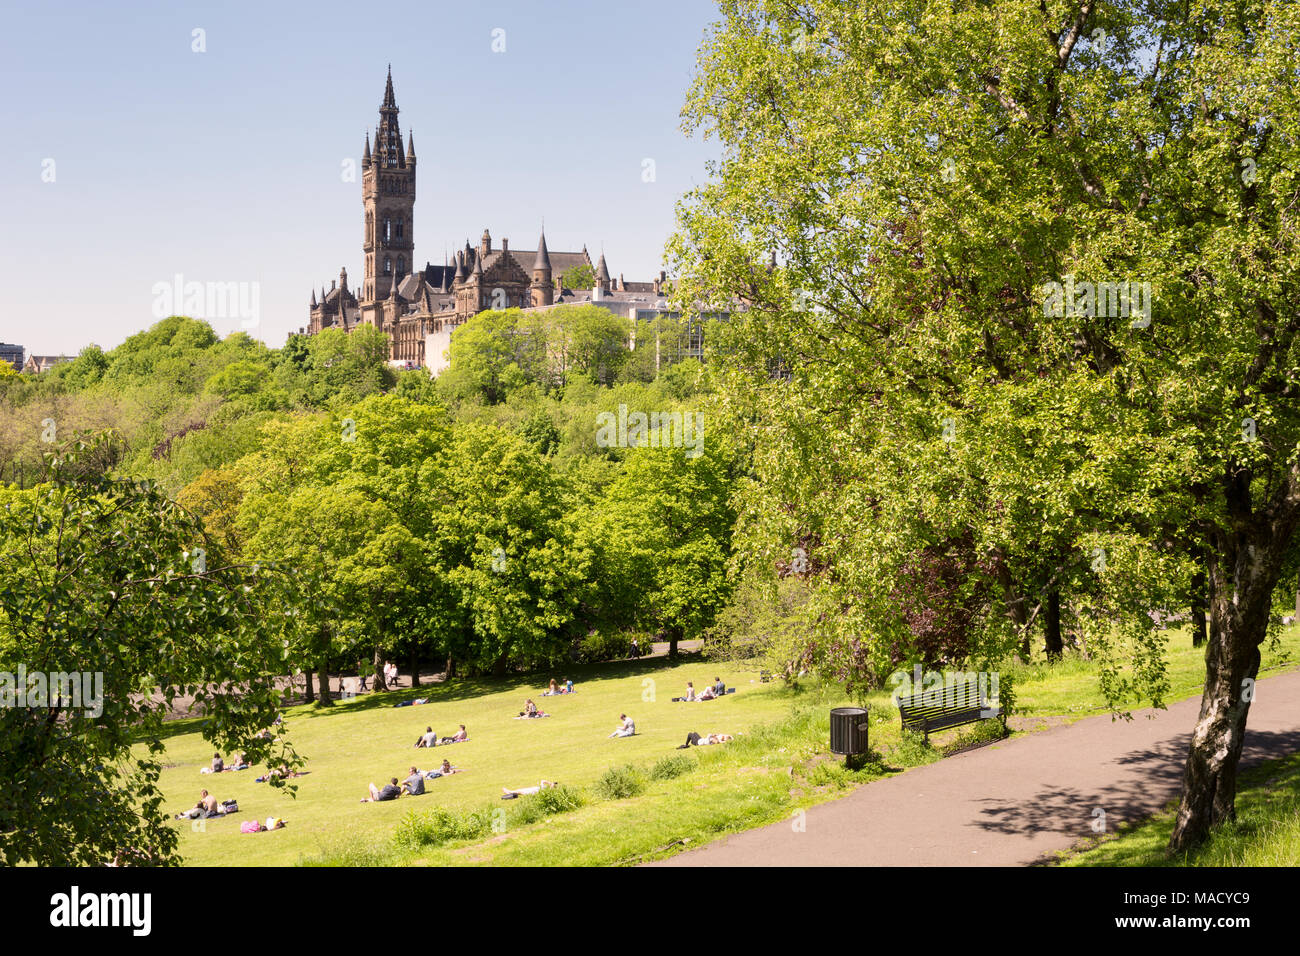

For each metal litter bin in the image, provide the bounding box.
[830,706,869,756]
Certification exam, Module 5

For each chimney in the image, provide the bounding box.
[502,238,508,256]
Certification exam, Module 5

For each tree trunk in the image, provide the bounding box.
[316,657,332,707]
[373,648,387,692]
[492,651,510,678]
[445,657,456,679]
[303,669,315,704]
[1190,546,1207,647]
[1168,535,1276,853]
[1043,588,1063,662]
[409,649,421,688]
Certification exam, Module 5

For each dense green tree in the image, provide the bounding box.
[670,0,1300,852]
[0,442,299,865]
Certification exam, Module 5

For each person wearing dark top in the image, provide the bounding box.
[211,752,224,773]
[362,777,404,802]
[713,677,726,697]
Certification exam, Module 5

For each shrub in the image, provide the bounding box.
[393,805,492,850]
[650,752,696,780]
[577,630,635,663]
[594,764,645,800]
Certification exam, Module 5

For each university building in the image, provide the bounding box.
[305,69,676,373]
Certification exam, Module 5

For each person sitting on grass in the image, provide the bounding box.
[211,752,224,773]
[517,699,548,718]
[564,678,574,694]
[415,726,437,748]
[361,777,404,803]
[698,684,717,701]
[544,678,560,696]
[176,790,219,819]
[608,714,636,738]
[713,676,726,697]
[501,781,556,798]
[683,682,697,702]
[401,766,426,796]
[440,724,468,744]
[228,752,250,771]
[677,732,734,748]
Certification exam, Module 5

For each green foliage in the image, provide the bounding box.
[559,263,596,292]
[0,439,300,866]
[594,764,646,800]
[649,752,697,780]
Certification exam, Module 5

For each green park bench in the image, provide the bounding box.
[896,681,1004,743]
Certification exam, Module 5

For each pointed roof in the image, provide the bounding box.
[473,252,484,277]
[407,132,415,160]
[311,288,317,307]
[454,251,467,281]
[596,252,611,283]
[363,133,371,164]
[533,231,551,272]
[382,65,397,110]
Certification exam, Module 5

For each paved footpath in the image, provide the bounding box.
[655,668,1300,866]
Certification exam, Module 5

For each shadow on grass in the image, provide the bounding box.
[263,651,714,725]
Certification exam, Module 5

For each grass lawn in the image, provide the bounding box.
[155,625,1300,866]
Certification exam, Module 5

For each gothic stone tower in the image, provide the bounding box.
[362,67,416,303]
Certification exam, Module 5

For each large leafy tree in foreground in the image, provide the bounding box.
[0,444,299,865]
[671,0,1300,852]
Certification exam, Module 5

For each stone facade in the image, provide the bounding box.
[303,69,673,371]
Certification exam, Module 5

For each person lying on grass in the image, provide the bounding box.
[422,759,463,779]
[402,766,426,796]
[227,752,250,771]
[361,777,404,803]
[676,732,734,749]
[608,714,636,738]
[415,726,437,748]
[256,764,306,783]
[501,780,556,798]
[438,724,467,744]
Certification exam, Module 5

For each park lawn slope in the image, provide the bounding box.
[154,625,1300,866]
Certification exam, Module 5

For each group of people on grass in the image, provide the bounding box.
[543,678,575,696]
[676,677,726,702]
[414,724,468,748]
[361,759,462,802]
[203,751,251,774]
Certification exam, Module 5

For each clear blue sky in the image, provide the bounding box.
[0,0,723,355]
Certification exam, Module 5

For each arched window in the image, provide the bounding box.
[384,218,392,242]
[397,257,405,276]
[384,257,391,275]
[396,217,404,239]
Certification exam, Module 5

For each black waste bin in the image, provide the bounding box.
[830,707,869,756]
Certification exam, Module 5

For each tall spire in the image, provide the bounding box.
[311,288,317,307]
[383,64,397,110]
[376,67,402,168]
[407,132,415,161]
[596,252,611,284]
[363,132,371,165]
